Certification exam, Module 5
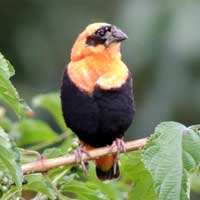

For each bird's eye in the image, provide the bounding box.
[96,29,106,37]
[95,26,111,37]
[99,30,105,36]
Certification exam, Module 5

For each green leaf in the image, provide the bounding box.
[86,181,122,200]
[0,53,14,78]
[0,127,22,188]
[0,52,29,119]
[43,147,65,158]
[0,117,12,132]
[23,173,57,200]
[121,152,156,200]
[61,180,108,200]
[84,164,124,200]
[142,122,200,200]
[183,125,200,171]
[190,170,200,193]
[32,93,66,131]
[17,119,58,145]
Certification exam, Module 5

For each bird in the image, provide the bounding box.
[61,23,135,180]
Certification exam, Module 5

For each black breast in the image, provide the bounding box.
[61,69,135,147]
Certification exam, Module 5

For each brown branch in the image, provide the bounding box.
[22,138,148,174]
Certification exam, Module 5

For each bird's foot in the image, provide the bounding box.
[110,138,126,174]
[110,138,126,155]
[114,138,126,153]
[75,144,90,172]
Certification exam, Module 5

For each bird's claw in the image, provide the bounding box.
[114,138,126,153]
[75,145,90,172]
[110,138,126,174]
[109,138,126,154]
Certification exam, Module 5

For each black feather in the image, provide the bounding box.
[61,69,135,148]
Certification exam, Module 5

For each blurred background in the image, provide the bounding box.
[0,0,199,198]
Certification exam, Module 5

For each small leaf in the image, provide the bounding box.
[32,93,66,131]
[17,119,58,145]
[0,53,14,78]
[0,117,12,132]
[43,147,65,158]
[142,121,200,200]
[23,173,57,199]
[61,180,108,200]
[121,152,156,200]
[80,162,124,200]
[190,170,200,193]
[0,52,29,119]
[0,127,22,188]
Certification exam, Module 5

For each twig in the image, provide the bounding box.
[22,138,148,174]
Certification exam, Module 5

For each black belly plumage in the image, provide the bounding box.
[61,69,135,148]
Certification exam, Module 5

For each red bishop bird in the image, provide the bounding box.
[61,23,135,180]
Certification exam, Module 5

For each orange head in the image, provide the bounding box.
[71,23,128,62]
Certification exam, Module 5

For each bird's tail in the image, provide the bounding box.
[95,154,120,181]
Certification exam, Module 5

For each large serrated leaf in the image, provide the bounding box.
[121,152,156,200]
[142,122,200,200]
[0,52,29,119]
[0,127,22,188]
[32,93,66,131]
[23,173,57,200]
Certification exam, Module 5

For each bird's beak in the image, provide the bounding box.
[105,26,128,47]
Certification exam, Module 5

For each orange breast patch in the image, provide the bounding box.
[68,54,128,94]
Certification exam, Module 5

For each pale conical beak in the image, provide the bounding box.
[105,26,128,47]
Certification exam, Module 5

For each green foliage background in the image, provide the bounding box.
[0,1,200,199]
